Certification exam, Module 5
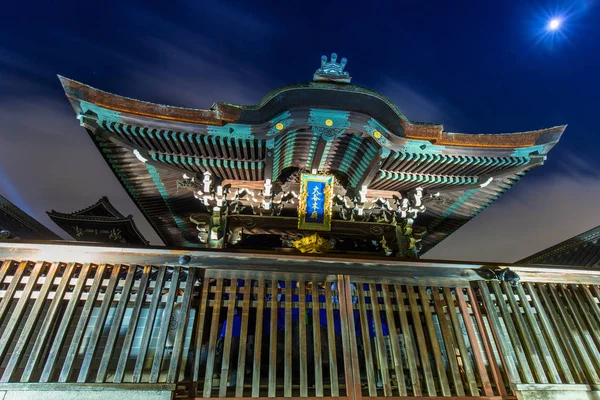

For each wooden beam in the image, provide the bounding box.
[310,137,328,172]
[264,145,274,182]
[227,214,396,240]
[3,241,600,285]
[355,151,382,189]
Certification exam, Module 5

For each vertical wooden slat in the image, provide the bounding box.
[488,281,533,383]
[311,281,324,397]
[562,285,600,371]
[284,280,292,397]
[150,266,181,383]
[407,285,436,396]
[418,285,451,396]
[218,279,237,396]
[357,283,377,395]
[21,262,76,382]
[571,284,600,351]
[59,264,107,382]
[1,262,60,382]
[235,278,251,397]
[338,276,360,399]
[114,265,151,383]
[476,281,521,385]
[589,285,600,314]
[540,283,593,383]
[203,278,223,397]
[324,281,339,397]
[431,287,464,396]
[525,282,576,384]
[453,287,493,396]
[168,268,196,383]
[394,284,420,396]
[133,266,167,383]
[40,263,92,382]
[369,283,391,396]
[96,264,138,382]
[297,280,308,398]
[193,270,210,387]
[467,286,508,395]
[0,261,28,321]
[268,279,278,397]
[251,279,265,397]
[0,261,44,361]
[581,285,600,331]
[536,283,586,383]
[515,283,561,383]
[381,284,407,396]
[501,282,548,383]
[0,260,14,294]
[77,264,121,383]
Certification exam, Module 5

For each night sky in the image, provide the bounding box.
[1,1,599,262]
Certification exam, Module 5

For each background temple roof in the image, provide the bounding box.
[47,196,149,246]
[519,225,600,267]
[0,194,61,241]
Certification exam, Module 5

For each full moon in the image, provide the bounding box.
[548,18,561,31]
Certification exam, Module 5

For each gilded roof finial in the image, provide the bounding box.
[313,53,351,83]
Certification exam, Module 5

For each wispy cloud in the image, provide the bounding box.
[375,76,451,124]
[0,3,276,244]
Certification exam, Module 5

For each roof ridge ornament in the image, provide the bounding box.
[313,53,351,84]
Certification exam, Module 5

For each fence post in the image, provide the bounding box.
[338,274,361,400]
[190,267,207,397]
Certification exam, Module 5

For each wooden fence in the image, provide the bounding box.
[0,243,599,399]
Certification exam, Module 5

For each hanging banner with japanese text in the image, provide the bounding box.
[298,174,333,231]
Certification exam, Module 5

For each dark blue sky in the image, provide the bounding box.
[1,1,599,261]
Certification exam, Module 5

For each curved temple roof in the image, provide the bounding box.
[58,58,566,254]
[60,76,564,151]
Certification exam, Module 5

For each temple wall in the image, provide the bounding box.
[515,384,600,400]
[0,389,172,400]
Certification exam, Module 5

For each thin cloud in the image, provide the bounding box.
[425,167,600,262]
[374,77,471,131]
[0,5,275,245]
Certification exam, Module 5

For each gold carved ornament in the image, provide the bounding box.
[292,233,331,253]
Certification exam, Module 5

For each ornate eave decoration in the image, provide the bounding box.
[179,169,429,257]
[292,233,331,253]
[298,174,334,231]
[313,53,351,83]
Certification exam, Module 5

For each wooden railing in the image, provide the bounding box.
[475,281,600,386]
[0,261,196,384]
[0,242,599,399]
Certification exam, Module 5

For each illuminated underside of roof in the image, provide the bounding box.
[59,54,566,256]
